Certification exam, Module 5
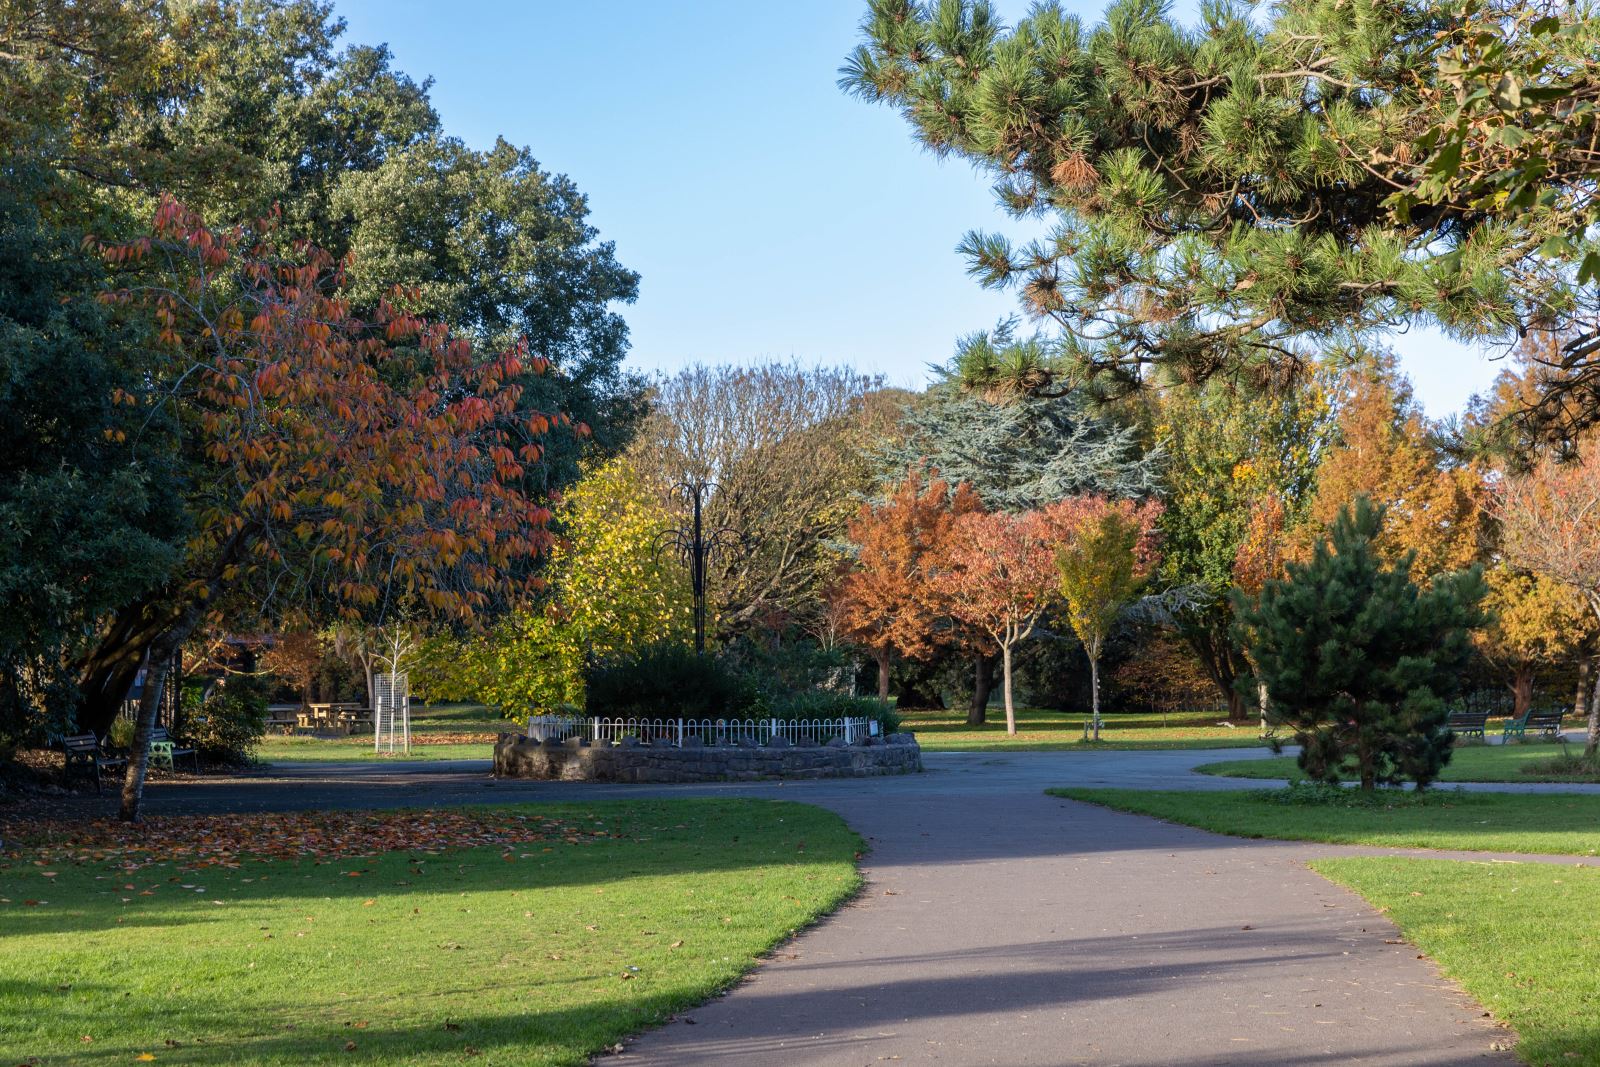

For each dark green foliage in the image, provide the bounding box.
[0,169,184,746]
[585,644,756,721]
[882,386,1155,512]
[766,690,902,737]
[177,674,269,766]
[843,0,1546,398]
[1237,498,1488,791]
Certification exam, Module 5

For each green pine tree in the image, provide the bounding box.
[842,0,1564,402]
[1236,497,1487,791]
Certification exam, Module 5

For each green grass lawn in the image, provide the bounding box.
[0,798,860,1066]
[905,706,1270,751]
[1195,742,1600,784]
[257,703,513,764]
[1313,858,1600,1065]
[1050,787,1600,856]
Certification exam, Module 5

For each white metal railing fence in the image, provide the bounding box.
[525,715,877,747]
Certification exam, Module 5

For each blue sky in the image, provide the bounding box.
[334,0,1507,417]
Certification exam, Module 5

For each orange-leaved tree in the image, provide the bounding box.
[1500,439,1600,755]
[1053,497,1162,741]
[932,507,1065,736]
[87,198,564,819]
[831,471,980,702]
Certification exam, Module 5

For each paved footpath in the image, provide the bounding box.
[71,748,1600,1065]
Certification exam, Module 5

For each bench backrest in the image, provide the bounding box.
[1527,709,1565,726]
[149,726,170,743]
[63,733,100,753]
[1447,711,1488,723]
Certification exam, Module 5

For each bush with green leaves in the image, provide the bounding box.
[767,689,902,736]
[583,644,755,721]
[1237,498,1487,792]
[177,675,269,766]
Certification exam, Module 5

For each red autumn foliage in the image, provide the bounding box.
[831,471,981,699]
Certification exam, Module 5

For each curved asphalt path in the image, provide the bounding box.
[50,747,1600,1065]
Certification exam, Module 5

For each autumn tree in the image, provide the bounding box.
[87,201,565,819]
[1477,566,1593,718]
[1240,498,1488,791]
[1151,377,1331,718]
[882,383,1155,717]
[414,457,691,712]
[1055,498,1162,740]
[933,507,1065,736]
[1500,439,1600,755]
[1307,362,1486,580]
[260,630,326,709]
[832,471,981,704]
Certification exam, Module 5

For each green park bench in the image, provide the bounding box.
[62,733,128,795]
[148,726,200,772]
[1446,709,1489,740]
[1502,708,1567,742]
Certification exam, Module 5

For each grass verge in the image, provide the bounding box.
[905,706,1269,751]
[0,798,860,1066]
[1049,786,1600,856]
[1195,743,1600,784]
[1314,857,1600,1065]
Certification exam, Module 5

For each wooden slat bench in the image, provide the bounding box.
[1446,709,1489,740]
[1503,708,1567,742]
[62,733,128,795]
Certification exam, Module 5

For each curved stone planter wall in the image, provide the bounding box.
[493,732,923,783]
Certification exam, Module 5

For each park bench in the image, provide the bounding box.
[148,726,199,772]
[62,733,128,795]
[1503,708,1567,742]
[1446,709,1489,740]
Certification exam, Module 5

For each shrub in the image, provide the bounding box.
[584,643,754,720]
[179,674,268,765]
[768,689,902,736]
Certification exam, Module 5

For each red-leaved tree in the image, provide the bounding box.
[1500,440,1600,755]
[831,471,980,702]
[932,507,1064,736]
[86,199,565,818]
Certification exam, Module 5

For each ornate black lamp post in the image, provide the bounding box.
[657,479,739,655]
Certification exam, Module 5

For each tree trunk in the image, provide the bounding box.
[1510,669,1535,717]
[1001,642,1016,736]
[118,607,200,822]
[73,598,183,738]
[1576,658,1591,723]
[875,648,891,704]
[968,653,992,726]
[1089,653,1101,742]
[1257,681,1270,737]
[1225,687,1247,720]
[1586,659,1600,759]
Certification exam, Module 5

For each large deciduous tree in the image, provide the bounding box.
[1150,376,1330,718]
[932,507,1065,736]
[842,0,1568,407]
[88,201,565,819]
[1307,362,1487,580]
[413,457,691,713]
[1477,565,1593,719]
[1054,497,1162,740]
[1239,498,1487,791]
[1500,439,1600,755]
[629,362,887,639]
[832,471,981,703]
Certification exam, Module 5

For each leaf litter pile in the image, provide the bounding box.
[0,808,618,874]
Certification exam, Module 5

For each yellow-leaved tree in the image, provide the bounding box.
[414,459,690,714]
[1477,566,1594,718]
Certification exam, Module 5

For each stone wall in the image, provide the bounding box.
[493,732,923,783]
